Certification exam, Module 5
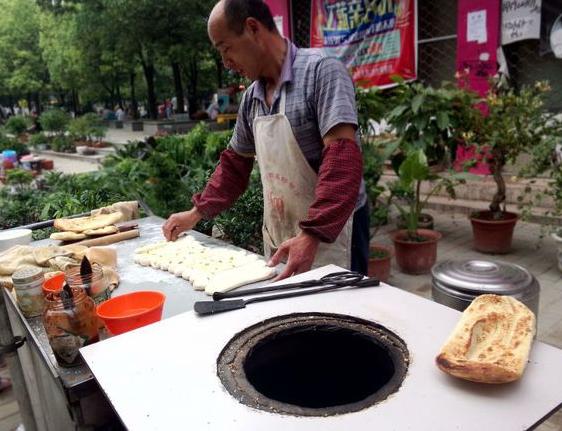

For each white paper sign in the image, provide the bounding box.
[274,16,284,37]
[467,10,488,44]
[501,0,542,45]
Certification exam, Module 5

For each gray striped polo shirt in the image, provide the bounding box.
[229,40,367,210]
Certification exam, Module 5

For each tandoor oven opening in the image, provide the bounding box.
[217,313,410,416]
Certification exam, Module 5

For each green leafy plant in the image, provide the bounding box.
[68,113,107,143]
[385,78,480,165]
[390,149,469,240]
[51,135,75,153]
[28,132,49,149]
[39,109,69,135]
[3,116,29,135]
[471,80,562,218]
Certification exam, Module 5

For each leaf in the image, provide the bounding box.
[399,150,429,185]
[388,104,408,119]
[412,94,424,114]
[436,111,450,130]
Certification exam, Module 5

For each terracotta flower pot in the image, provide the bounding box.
[367,244,393,283]
[390,229,442,275]
[470,211,518,254]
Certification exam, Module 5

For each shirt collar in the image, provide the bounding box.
[253,38,298,103]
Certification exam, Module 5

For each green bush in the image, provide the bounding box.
[3,116,29,135]
[28,133,49,149]
[51,135,75,153]
[68,113,107,142]
[0,132,29,156]
[39,109,69,134]
[6,169,33,186]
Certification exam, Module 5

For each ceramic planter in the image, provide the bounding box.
[470,211,518,254]
[390,229,442,275]
[367,244,393,283]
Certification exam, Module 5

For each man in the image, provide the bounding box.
[163,0,369,280]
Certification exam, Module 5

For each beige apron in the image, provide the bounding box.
[253,86,352,269]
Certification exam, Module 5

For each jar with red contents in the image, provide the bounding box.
[43,286,99,367]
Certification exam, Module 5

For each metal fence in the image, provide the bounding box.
[290,0,562,111]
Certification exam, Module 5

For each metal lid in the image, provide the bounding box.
[12,266,44,285]
[431,259,537,296]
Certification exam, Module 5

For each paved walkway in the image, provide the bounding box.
[104,128,151,145]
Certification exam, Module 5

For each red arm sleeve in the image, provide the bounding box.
[192,147,254,219]
[299,139,362,243]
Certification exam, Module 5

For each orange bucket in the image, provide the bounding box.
[42,273,65,295]
[96,291,165,335]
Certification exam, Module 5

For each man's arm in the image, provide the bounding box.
[162,148,254,241]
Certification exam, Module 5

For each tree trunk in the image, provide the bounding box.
[141,62,157,120]
[34,92,41,116]
[172,62,185,114]
[489,148,506,216]
[116,84,123,109]
[71,89,80,115]
[187,57,199,117]
[130,72,138,119]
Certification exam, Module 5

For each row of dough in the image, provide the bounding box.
[133,235,276,295]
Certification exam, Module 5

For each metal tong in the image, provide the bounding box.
[194,271,380,316]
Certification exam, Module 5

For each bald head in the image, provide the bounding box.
[209,0,277,36]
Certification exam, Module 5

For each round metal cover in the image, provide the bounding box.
[12,266,44,285]
[431,259,535,295]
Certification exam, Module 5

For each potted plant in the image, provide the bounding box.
[469,80,562,254]
[385,79,479,229]
[389,150,468,274]
[356,88,396,281]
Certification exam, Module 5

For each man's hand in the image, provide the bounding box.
[162,208,203,241]
[267,231,320,281]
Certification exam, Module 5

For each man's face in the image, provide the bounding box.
[209,18,262,81]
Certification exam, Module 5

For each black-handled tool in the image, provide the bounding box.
[194,277,380,315]
[212,271,364,301]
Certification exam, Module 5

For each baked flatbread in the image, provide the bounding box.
[50,232,88,241]
[436,294,535,384]
[54,212,122,233]
[84,225,118,236]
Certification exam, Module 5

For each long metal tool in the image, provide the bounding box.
[212,271,364,300]
[14,211,91,231]
[194,276,379,315]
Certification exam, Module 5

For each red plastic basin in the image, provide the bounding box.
[96,291,165,335]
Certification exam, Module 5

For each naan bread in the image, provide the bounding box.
[50,232,87,241]
[205,262,276,295]
[83,225,118,236]
[53,212,122,233]
[436,294,536,384]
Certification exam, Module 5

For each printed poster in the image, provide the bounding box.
[310,0,417,88]
[501,0,541,45]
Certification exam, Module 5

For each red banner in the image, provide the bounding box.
[310,0,417,88]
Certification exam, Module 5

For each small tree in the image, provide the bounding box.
[471,80,562,218]
[39,109,70,136]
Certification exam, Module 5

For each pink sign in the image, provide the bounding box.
[456,0,500,97]
[264,0,292,39]
[455,0,500,175]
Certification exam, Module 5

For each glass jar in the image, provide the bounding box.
[12,266,45,318]
[43,287,99,367]
[65,263,110,305]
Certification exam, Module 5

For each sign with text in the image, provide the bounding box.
[310,0,417,88]
[501,0,541,45]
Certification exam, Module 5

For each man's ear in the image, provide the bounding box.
[245,17,260,36]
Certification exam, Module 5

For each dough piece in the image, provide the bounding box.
[435,294,536,384]
[83,225,118,236]
[205,262,276,295]
[54,212,123,233]
[50,231,88,241]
